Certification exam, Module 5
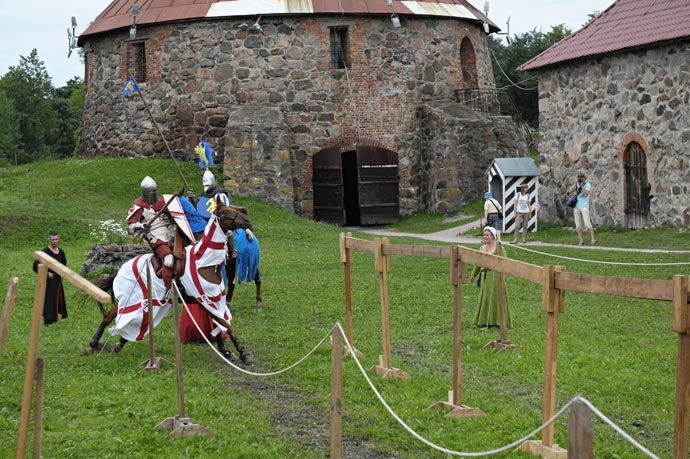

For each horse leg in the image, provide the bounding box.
[226,327,252,365]
[211,314,251,365]
[214,334,237,361]
[113,337,128,353]
[254,270,262,309]
[84,303,118,355]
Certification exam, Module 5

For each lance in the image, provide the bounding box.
[127,73,193,194]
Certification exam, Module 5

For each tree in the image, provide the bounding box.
[0,49,56,162]
[52,77,85,157]
[489,25,571,127]
[0,90,20,165]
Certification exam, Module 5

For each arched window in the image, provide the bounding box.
[460,37,478,89]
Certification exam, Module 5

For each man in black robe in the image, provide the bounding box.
[32,232,68,325]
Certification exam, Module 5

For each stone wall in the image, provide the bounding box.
[80,15,522,217]
[536,39,690,226]
[82,243,151,275]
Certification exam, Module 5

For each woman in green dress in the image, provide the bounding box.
[469,227,511,328]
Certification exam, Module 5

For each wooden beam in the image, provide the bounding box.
[555,271,672,301]
[344,237,375,254]
[456,245,543,284]
[33,251,111,304]
[385,244,450,259]
[330,325,343,459]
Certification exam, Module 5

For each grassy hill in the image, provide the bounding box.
[0,158,687,458]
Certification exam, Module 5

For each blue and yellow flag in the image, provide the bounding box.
[123,78,139,97]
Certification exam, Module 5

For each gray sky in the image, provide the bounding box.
[0,0,614,88]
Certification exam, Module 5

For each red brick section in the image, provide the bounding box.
[519,0,690,71]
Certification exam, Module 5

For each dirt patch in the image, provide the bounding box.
[222,365,392,458]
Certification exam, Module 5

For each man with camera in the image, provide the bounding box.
[568,171,596,246]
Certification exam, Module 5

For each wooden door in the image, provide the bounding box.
[356,145,400,225]
[313,146,345,225]
[624,141,650,229]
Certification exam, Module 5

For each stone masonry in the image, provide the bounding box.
[536,39,690,227]
[80,15,528,218]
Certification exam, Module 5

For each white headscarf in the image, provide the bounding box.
[483,226,497,240]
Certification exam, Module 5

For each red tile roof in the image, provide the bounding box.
[78,0,497,45]
[519,0,690,71]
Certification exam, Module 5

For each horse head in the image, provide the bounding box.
[215,198,252,233]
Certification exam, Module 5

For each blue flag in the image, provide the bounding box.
[123,78,139,97]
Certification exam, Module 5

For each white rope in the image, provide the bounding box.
[505,241,690,266]
[336,322,570,457]
[173,281,333,377]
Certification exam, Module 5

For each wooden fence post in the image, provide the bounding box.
[567,399,593,459]
[32,358,45,459]
[331,325,343,459]
[521,264,567,458]
[370,237,409,379]
[426,246,484,418]
[16,263,47,459]
[340,233,361,357]
[0,277,19,358]
[672,274,690,459]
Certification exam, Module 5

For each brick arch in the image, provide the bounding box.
[618,132,651,160]
[459,36,479,89]
[618,131,654,194]
[319,136,395,154]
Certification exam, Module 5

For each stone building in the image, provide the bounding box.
[519,0,690,228]
[77,0,529,225]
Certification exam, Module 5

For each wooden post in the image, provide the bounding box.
[520,264,567,458]
[541,265,565,447]
[370,238,409,380]
[672,274,690,459]
[142,263,162,371]
[330,324,343,459]
[567,399,593,459]
[16,263,47,459]
[32,358,45,459]
[155,287,214,436]
[340,233,361,357]
[0,277,19,358]
[426,246,484,418]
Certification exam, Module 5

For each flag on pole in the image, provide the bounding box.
[123,78,139,97]
[195,140,214,169]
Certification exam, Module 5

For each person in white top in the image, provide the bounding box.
[483,192,503,241]
[511,184,532,243]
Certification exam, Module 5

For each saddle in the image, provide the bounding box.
[149,226,188,284]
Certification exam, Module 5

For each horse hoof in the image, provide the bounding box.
[113,344,123,353]
[221,349,237,362]
[240,352,252,365]
[255,301,263,309]
[83,346,95,356]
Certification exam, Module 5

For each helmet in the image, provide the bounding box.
[140,176,158,204]
[202,169,216,193]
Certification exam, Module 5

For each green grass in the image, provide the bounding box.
[0,158,688,458]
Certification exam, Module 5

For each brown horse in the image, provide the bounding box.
[85,200,252,363]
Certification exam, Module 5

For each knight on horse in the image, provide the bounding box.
[86,175,251,363]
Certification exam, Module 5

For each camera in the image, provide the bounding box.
[578,178,584,183]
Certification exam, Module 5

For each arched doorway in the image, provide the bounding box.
[460,37,478,89]
[313,144,400,226]
[623,141,651,229]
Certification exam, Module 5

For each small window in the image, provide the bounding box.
[129,41,147,83]
[329,27,349,69]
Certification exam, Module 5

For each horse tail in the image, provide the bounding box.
[94,274,116,316]
[234,229,260,284]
